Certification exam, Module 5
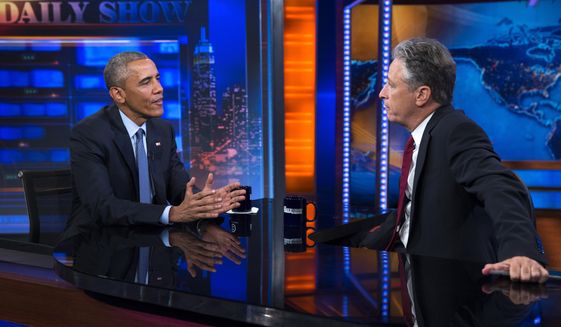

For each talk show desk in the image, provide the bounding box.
[51,200,561,326]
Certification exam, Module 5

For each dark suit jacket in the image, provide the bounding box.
[66,104,189,232]
[362,105,546,264]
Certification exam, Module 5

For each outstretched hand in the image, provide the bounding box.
[169,174,246,223]
[205,173,246,215]
[169,176,222,223]
[482,256,548,283]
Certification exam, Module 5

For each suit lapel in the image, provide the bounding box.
[108,105,139,196]
[410,105,454,219]
[146,120,165,204]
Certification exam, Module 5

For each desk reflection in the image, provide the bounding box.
[52,201,561,326]
[69,223,247,295]
[397,253,540,327]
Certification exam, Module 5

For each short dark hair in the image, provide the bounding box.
[103,51,149,89]
[393,37,456,105]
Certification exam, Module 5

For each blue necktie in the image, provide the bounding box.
[136,246,150,284]
[135,128,151,204]
[135,128,150,284]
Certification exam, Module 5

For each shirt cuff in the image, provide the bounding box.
[160,205,172,225]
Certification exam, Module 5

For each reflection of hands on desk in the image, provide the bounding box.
[482,279,548,305]
[169,230,223,277]
[201,224,246,265]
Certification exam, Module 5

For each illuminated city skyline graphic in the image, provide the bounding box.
[186,27,263,189]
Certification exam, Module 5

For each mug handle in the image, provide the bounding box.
[306,201,317,222]
[306,226,317,247]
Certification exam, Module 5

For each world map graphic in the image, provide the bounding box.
[451,23,561,160]
[351,22,561,161]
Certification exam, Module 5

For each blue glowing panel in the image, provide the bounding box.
[0,103,20,116]
[22,104,46,116]
[0,44,26,51]
[158,42,179,54]
[23,126,45,139]
[0,126,46,140]
[0,150,23,164]
[77,103,105,121]
[11,103,67,117]
[0,71,30,87]
[0,127,22,140]
[31,42,62,52]
[0,149,68,164]
[13,71,30,87]
[32,70,64,88]
[77,43,140,67]
[51,149,70,162]
[515,170,561,188]
[75,75,104,89]
[160,69,179,87]
[0,71,10,87]
[530,192,561,209]
[46,103,67,117]
[163,101,180,119]
[27,150,48,162]
[0,215,28,234]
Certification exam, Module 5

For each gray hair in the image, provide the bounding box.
[393,37,456,105]
[103,51,149,89]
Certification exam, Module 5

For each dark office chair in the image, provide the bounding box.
[18,169,72,246]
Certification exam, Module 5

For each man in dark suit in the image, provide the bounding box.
[67,51,245,232]
[367,37,548,282]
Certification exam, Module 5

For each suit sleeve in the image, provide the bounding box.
[446,121,546,264]
[164,123,190,206]
[71,126,166,226]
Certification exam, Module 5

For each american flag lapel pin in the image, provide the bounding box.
[155,142,161,147]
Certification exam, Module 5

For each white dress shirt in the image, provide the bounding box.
[118,110,171,225]
[399,112,435,248]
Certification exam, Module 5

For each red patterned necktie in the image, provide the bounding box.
[386,136,415,250]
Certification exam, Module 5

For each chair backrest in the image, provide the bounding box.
[18,169,72,245]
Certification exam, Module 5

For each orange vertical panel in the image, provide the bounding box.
[284,0,316,194]
[283,0,317,296]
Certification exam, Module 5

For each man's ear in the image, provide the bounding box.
[109,86,126,104]
[415,85,431,107]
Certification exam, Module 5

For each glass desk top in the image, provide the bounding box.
[53,200,561,326]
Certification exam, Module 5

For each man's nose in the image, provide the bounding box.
[379,85,387,99]
[153,80,163,94]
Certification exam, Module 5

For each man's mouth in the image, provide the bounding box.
[152,98,163,105]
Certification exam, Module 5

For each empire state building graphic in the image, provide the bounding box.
[190,27,217,153]
[187,25,262,188]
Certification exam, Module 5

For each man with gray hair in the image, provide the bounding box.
[67,51,245,231]
[364,37,548,283]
